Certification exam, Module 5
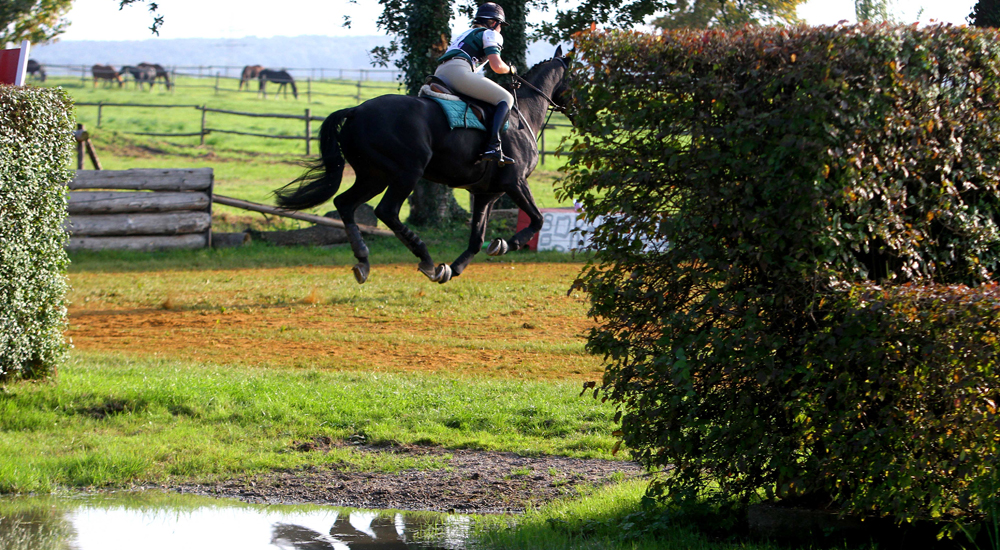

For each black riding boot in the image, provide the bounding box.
[481,103,515,166]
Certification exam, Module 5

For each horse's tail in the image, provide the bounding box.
[274,108,353,210]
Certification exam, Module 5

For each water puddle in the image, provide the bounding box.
[0,492,476,549]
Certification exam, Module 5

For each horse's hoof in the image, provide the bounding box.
[418,262,437,281]
[487,238,509,256]
[434,264,452,284]
[352,263,369,284]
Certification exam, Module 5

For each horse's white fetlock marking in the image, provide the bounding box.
[434,264,452,284]
[487,238,509,256]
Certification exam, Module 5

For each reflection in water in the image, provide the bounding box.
[272,511,470,550]
[0,493,472,550]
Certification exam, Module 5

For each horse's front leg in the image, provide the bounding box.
[449,192,503,278]
[488,178,542,256]
[372,178,449,284]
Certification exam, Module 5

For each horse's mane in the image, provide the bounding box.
[505,57,563,96]
[522,57,560,82]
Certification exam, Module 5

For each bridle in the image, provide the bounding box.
[511,57,568,113]
[509,57,568,141]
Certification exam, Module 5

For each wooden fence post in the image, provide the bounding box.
[214,72,220,95]
[200,105,207,146]
[75,123,85,169]
[356,80,362,103]
[307,78,311,103]
[541,125,546,165]
[305,108,311,156]
[97,102,103,127]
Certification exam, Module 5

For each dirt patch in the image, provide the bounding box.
[166,445,645,513]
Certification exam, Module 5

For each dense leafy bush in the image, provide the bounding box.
[0,85,74,380]
[562,24,1000,523]
[799,284,1000,521]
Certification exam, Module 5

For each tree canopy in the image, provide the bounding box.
[854,0,893,22]
[652,0,804,29]
[1,0,73,45]
[969,0,1000,27]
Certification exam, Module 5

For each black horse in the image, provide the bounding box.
[275,47,570,284]
[138,62,172,90]
[120,65,157,90]
[258,69,298,99]
[26,59,45,82]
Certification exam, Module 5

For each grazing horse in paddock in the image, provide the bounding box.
[26,59,45,82]
[275,47,571,284]
[138,62,171,90]
[239,64,264,90]
[258,69,298,99]
[91,65,123,88]
[120,65,157,90]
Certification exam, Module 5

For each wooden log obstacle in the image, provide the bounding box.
[66,168,214,251]
[66,167,393,252]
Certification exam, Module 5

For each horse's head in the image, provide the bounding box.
[550,45,572,108]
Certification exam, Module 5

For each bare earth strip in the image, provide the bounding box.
[166,445,645,513]
[67,263,606,380]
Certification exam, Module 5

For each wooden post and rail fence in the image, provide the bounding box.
[74,101,570,159]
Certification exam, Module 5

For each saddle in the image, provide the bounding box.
[419,76,496,127]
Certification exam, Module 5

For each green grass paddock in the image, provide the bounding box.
[0,352,618,493]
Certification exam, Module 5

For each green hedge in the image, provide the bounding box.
[562,24,1000,525]
[801,284,1000,522]
[0,85,74,380]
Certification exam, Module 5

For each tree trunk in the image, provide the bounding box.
[407,179,469,226]
[399,0,470,225]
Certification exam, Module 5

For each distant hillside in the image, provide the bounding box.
[31,35,563,75]
[32,35,393,72]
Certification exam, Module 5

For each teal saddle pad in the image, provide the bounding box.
[429,97,507,132]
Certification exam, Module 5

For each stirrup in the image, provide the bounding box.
[481,147,515,166]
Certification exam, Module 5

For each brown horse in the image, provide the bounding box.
[92,64,123,88]
[138,62,172,90]
[239,65,264,90]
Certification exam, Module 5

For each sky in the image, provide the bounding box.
[57,0,979,42]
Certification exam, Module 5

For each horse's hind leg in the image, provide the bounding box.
[333,180,388,284]
[372,178,447,283]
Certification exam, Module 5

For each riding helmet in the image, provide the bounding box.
[475,2,506,24]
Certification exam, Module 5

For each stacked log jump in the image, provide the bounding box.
[66,168,213,251]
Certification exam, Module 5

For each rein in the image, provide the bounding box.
[509,57,568,143]
[512,73,565,112]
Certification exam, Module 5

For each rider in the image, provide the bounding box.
[434,2,517,166]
